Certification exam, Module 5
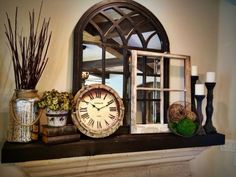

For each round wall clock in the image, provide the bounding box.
[72,84,125,138]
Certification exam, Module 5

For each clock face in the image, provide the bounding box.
[72,84,124,138]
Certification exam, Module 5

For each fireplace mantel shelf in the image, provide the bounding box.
[1,132,225,163]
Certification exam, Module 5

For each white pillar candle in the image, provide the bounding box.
[195,84,205,95]
[191,65,198,76]
[206,72,216,82]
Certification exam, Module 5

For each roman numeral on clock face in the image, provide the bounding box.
[95,90,101,98]
[87,118,95,127]
[109,107,117,112]
[109,114,116,120]
[81,113,89,119]
[104,119,110,126]
[88,92,94,100]
[103,93,108,100]
[79,107,87,112]
[107,99,114,106]
[97,121,102,129]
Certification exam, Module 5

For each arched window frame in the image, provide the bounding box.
[73,0,170,125]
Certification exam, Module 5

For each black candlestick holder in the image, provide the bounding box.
[195,95,206,135]
[204,82,217,133]
[191,76,199,110]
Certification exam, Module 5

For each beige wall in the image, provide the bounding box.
[0,0,235,176]
[192,1,236,177]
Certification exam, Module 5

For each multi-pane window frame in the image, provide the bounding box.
[130,50,191,134]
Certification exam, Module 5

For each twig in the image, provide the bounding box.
[4,1,51,89]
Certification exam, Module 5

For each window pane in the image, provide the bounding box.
[169,59,185,90]
[136,93,161,124]
[106,74,123,98]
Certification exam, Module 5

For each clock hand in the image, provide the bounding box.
[89,102,100,111]
[98,105,106,110]
[82,99,100,111]
[99,100,114,110]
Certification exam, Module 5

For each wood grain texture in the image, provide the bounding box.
[1,133,225,163]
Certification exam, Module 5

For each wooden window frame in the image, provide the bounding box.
[130,50,191,134]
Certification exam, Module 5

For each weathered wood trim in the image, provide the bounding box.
[130,50,192,134]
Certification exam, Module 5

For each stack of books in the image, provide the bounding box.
[41,124,80,144]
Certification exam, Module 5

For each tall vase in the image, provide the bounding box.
[7,89,41,143]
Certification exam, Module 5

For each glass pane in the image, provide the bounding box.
[136,93,161,124]
[106,28,123,45]
[136,79,160,89]
[136,75,143,87]
[127,33,143,48]
[170,92,185,105]
[119,18,134,36]
[119,7,133,15]
[147,33,161,50]
[136,100,143,124]
[83,44,102,62]
[136,57,161,89]
[104,8,122,21]
[92,13,113,35]
[82,44,103,85]
[169,58,186,105]
[84,23,101,40]
[169,59,185,90]
[84,74,102,85]
[106,74,123,98]
[105,58,123,73]
[147,99,160,124]
[142,31,155,41]
[130,12,146,23]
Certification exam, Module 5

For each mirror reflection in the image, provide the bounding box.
[73,1,170,125]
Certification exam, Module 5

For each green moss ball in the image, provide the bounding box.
[176,118,198,137]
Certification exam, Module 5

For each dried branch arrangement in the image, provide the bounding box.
[4,2,52,89]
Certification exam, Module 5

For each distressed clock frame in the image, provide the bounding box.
[130,50,191,134]
[72,84,125,138]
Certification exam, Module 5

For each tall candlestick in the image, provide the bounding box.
[195,95,206,135]
[204,83,217,133]
[206,72,216,83]
[191,76,199,110]
[195,84,205,95]
[191,65,198,76]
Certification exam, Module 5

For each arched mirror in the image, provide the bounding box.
[73,0,170,125]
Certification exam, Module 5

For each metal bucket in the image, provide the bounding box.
[7,89,41,143]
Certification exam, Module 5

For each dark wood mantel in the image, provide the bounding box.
[1,133,225,163]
